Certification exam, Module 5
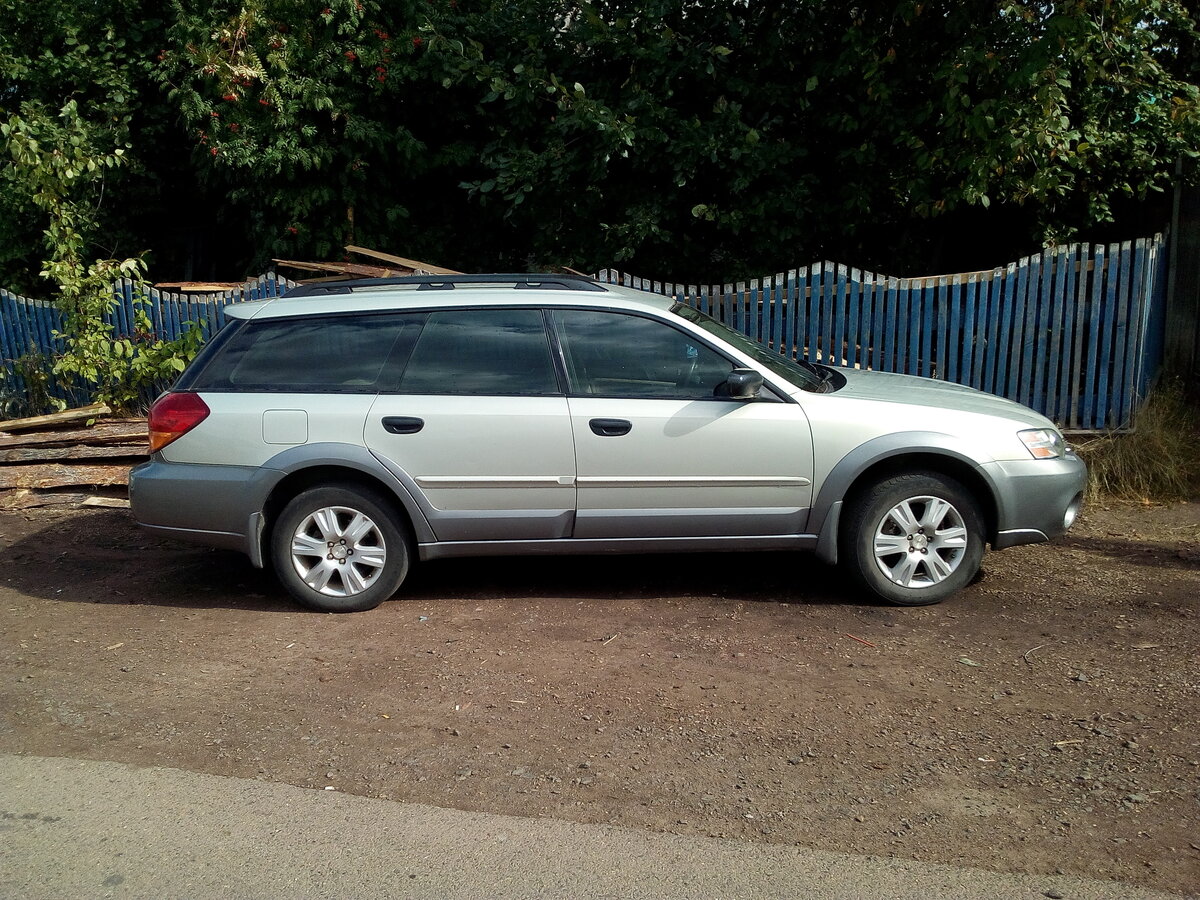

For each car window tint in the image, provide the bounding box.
[191,314,423,392]
[553,309,733,399]
[397,309,558,395]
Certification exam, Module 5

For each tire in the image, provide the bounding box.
[841,471,984,606]
[270,483,410,612]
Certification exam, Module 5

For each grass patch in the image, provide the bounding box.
[1074,378,1200,501]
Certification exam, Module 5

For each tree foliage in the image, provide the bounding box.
[1,101,203,412]
[2,0,1199,287]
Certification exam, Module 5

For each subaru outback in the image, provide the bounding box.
[130,274,1086,612]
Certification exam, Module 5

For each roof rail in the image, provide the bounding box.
[283,273,606,297]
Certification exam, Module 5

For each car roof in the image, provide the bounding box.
[226,274,676,320]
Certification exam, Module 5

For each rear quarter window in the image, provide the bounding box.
[189,313,424,392]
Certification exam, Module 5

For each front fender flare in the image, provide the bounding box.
[810,432,1000,565]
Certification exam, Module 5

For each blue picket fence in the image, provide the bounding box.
[0,235,1169,429]
[600,234,1168,431]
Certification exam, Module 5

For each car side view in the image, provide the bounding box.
[130,274,1087,612]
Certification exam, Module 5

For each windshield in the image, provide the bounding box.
[670,303,826,392]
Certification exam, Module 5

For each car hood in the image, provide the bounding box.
[822,368,1055,429]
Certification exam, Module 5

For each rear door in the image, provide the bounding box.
[365,308,576,542]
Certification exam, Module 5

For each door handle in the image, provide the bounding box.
[382,416,425,435]
[589,418,632,437]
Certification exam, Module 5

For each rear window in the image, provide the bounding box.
[189,313,423,392]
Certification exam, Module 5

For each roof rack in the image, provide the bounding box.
[283,273,606,297]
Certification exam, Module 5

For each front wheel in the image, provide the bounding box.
[841,471,984,606]
[270,483,410,612]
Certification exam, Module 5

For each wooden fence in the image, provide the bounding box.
[600,234,1168,431]
[0,235,1170,430]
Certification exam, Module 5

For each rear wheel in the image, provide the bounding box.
[270,483,409,612]
[842,471,984,606]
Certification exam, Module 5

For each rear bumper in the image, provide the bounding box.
[984,451,1087,549]
[129,459,279,563]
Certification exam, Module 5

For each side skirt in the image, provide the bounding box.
[418,534,820,561]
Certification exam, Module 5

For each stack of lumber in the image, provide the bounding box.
[274,245,463,283]
[0,404,147,509]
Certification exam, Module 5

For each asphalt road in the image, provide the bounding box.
[0,753,1181,900]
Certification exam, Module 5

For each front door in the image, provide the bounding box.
[551,309,814,539]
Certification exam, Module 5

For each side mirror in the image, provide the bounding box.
[725,368,763,400]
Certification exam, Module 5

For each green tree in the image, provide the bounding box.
[2,101,203,412]
[157,0,449,268]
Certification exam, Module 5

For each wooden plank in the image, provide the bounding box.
[1110,240,1134,428]
[768,273,783,353]
[12,291,36,361]
[0,404,112,434]
[969,274,987,390]
[883,277,899,373]
[1026,250,1052,409]
[0,443,147,462]
[992,263,1016,396]
[0,490,90,510]
[944,277,959,383]
[962,275,978,388]
[80,496,131,509]
[1065,247,1084,429]
[792,269,807,362]
[1082,244,1106,429]
[1095,244,1120,428]
[1068,244,1088,429]
[0,291,18,373]
[910,280,925,377]
[1041,247,1061,420]
[344,245,462,275]
[1005,256,1030,400]
[806,264,821,364]
[28,298,52,365]
[1124,238,1150,426]
[748,279,760,342]
[846,269,862,369]
[0,463,130,490]
[859,271,875,370]
[819,263,834,365]
[830,265,846,367]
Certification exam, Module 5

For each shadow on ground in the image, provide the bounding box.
[5,508,867,612]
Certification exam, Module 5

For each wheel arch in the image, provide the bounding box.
[812,434,1001,565]
[259,444,433,564]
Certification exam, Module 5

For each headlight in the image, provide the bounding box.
[1019,428,1065,459]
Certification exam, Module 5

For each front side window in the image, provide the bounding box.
[397,308,558,395]
[189,313,423,392]
[552,309,734,399]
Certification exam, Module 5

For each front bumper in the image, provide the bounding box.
[983,451,1087,549]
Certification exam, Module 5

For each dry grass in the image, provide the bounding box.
[1074,379,1200,501]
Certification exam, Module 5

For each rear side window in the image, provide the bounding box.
[397,309,558,395]
[190,313,423,392]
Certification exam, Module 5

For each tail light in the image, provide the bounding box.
[148,392,210,453]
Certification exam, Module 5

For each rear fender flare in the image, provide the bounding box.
[261,442,435,544]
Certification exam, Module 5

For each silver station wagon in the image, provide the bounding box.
[130,274,1086,612]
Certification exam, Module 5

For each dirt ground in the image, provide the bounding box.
[0,499,1196,894]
